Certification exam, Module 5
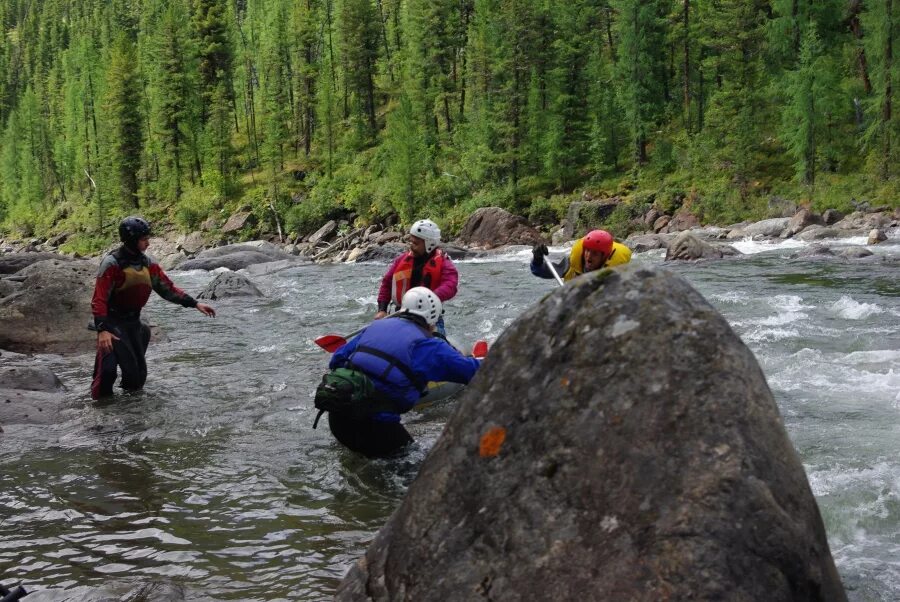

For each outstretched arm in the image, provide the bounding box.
[412,338,480,385]
[530,254,569,280]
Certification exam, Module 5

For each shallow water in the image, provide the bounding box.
[1,235,899,600]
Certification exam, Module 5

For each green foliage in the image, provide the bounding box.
[1,0,899,243]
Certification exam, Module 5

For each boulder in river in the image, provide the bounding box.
[337,265,846,601]
[177,242,295,271]
[0,259,97,353]
[196,272,264,300]
[665,231,740,261]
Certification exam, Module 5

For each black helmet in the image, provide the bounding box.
[119,216,151,250]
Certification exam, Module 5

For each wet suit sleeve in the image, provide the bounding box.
[530,254,569,279]
[91,256,120,333]
[432,254,458,302]
[410,338,480,385]
[329,332,363,370]
[149,261,198,308]
[377,255,404,312]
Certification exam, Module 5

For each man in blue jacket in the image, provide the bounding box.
[326,287,481,457]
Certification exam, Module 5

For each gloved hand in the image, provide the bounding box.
[532,243,548,264]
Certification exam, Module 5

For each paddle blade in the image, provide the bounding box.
[314,334,348,353]
[471,340,489,358]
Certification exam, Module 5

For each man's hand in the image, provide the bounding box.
[97,330,120,353]
[532,243,549,264]
[197,303,216,317]
[374,311,388,320]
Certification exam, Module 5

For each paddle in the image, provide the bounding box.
[544,254,565,287]
[314,328,363,353]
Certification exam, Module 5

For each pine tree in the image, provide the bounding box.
[781,26,841,186]
[339,0,380,139]
[102,34,144,209]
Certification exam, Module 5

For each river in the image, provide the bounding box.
[1,235,898,600]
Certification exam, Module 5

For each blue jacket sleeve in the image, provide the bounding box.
[530,255,569,279]
[410,338,481,384]
[329,332,363,370]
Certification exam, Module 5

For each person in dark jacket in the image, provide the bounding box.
[327,287,480,458]
[90,216,216,399]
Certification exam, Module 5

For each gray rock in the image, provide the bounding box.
[838,246,874,259]
[0,365,64,391]
[787,209,822,236]
[337,266,845,602]
[652,214,671,233]
[176,231,206,255]
[665,232,741,261]
[822,209,844,225]
[308,220,338,244]
[740,217,791,239]
[665,211,701,232]
[0,387,66,425]
[0,252,70,274]
[795,226,842,241]
[196,272,264,300]
[375,231,402,245]
[0,279,21,297]
[868,228,887,245]
[242,258,312,277]
[177,251,281,271]
[454,207,544,249]
[624,233,669,253]
[221,211,256,233]
[194,241,292,260]
[789,245,835,259]
[0,259,97,353]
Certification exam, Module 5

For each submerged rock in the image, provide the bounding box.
[338,265,845,601]
[196,272,264,300]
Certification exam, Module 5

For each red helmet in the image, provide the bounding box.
[582,230,613,255]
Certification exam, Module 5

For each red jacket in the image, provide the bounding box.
[377,249,458,311]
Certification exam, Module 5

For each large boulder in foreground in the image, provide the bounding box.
[0,259,97,353]
[338,265,845,601]
[453,207,543,249]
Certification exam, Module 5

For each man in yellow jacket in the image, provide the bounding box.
[530,229,631,281]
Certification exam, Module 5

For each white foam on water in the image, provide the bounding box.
[807,461,898,498]
[830,295,884,320]
[729,237,807,254]
[708,291,751,305]
[767,347,900,401]
[743,326,801,343]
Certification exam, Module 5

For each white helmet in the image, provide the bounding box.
[409,219,441,253]
[401,287,442,326]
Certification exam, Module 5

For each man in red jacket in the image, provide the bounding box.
[374,219,458,335]
[90,216,216,399]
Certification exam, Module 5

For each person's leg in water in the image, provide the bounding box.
[327,413,413,458]
[118,321,151,392]
[91,326,121,399]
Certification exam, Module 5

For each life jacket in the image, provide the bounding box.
[347,316,430,409]
[563,239,632,281]
[391,250,446,306]
[104,248,153,318]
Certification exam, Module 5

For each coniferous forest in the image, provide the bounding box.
[0,0,898,251]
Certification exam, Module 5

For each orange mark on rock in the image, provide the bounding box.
[561,376,570,387]
[479,426,507,458]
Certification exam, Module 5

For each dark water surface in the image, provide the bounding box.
[1,236,898,600]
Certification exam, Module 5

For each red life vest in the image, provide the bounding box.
[391,250,446,306]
